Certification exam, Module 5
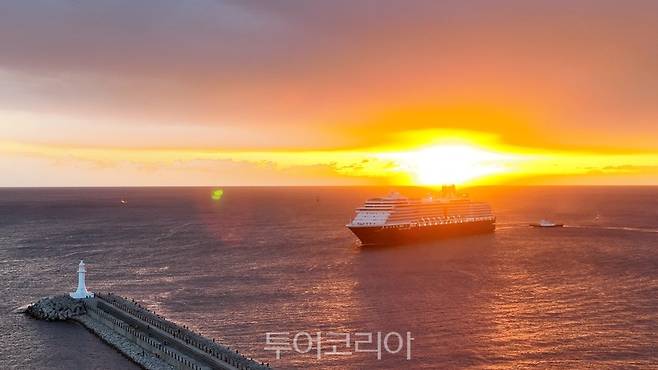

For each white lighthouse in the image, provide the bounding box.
[70,260,94,299]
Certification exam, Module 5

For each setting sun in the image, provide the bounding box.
[378,144,516,185]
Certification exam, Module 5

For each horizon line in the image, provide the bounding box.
[1,184,657,189]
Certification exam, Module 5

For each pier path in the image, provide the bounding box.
[81,293,270,370]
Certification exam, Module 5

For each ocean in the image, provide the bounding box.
[0,186,656,369]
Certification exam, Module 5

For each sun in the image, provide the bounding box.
[380,144,515,185]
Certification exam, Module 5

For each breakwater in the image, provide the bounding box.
[25,294,271,370]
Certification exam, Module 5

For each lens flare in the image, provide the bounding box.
[211,189,224,201]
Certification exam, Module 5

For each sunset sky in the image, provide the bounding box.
[1,1,657,186]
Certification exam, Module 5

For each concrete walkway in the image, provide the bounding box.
[88,293,270,370]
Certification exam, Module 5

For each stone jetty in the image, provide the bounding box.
[25,295,86,321]
[25,294,271,370]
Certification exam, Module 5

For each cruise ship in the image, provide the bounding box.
[347,185,495,246]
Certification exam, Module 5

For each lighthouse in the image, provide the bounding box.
[70,260,94,299]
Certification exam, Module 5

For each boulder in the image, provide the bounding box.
[25,295,87,321]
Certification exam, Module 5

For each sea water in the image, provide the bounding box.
[0,187,656,369]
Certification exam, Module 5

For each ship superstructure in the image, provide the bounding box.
[347,185,495,246]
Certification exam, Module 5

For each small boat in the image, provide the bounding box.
[120,199,128,205]
[530,219,564,228]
